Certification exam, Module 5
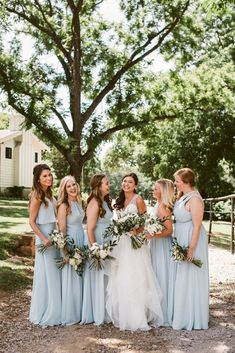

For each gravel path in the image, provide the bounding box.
[0,244,234,353]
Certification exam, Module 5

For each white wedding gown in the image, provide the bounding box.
[106,195,163,331]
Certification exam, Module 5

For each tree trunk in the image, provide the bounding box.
[69,160,83,184]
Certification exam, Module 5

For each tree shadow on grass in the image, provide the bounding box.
[0,221,27,230]
[209,232,231,251]
[209,281,235,327]
[0,200,28,208]
[0,265,32,292]
[0,206,28,218]
[0,233,19,260]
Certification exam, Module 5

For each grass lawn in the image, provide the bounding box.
[203,220,232,251]
[0,199,33,293]
[0,199,31,234]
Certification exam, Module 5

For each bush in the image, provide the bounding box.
[214,200,231,221]
[6,186,24,198]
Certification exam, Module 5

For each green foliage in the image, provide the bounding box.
[0,112,9,128]
[46,147,70,184]
[214,200,231,221]
[6,186,24,198]
[104,54,235,198]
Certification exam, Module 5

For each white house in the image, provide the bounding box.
[0,115,50,194]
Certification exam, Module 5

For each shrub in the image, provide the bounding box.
[214,200,231,221]
[6,186,24,198]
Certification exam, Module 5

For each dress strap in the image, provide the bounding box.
[182,191,203,204]
[129,194,138,205]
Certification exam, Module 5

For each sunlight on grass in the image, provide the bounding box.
[0,198,31,234]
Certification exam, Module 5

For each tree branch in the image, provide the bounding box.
[4,3,72,64]
[82,0,190,126]
[82,114,177,162]
[51,108,71,136]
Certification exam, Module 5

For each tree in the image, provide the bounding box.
[102,0,235,197]
[0,0,193,181]
[111,59,235,197]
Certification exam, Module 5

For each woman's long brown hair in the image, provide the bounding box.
[87,174,112,217]
[29,164,53,207]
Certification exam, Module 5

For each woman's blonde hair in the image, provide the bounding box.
[57,175,81,215]
[156,178,174,210]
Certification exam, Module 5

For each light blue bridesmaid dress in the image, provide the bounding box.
[81,201,112,325]
[61,201,85,325]
[29,197,61,326]
[168,191,209,330]
[149,203,172,326]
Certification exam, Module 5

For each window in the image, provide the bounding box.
[5,147,12,159]
[35,152,38,163]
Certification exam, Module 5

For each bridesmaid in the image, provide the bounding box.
[145,179,174,326]
[57,175,85,325]
[168,168,209,330]
[29,164,61,326]
[81,174,113,325]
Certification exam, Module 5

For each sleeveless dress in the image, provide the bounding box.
[81,201,113,325]
[168,191,209,330]
[61,201,85,325]
[29,198,62,326]
[149,203,172,326]
[106,195,163,331]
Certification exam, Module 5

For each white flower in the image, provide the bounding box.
[69,258,76,266]
[99,250,108,259]
[75,257,82,266]
[74,252,82,260]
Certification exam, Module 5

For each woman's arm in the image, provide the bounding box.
[57,203,67,235]
[136,196,147,215]
[86,199,99,245]
[186,197,204,261]
[29,197,51,247]
[57,203,69,257]
[129,196,147,236]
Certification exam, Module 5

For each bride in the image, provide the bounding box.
[106,173,163,331]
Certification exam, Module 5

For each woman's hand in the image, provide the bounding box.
[129,228,138,237]
[43,238,52,248]
[186,246,194,262]
[144,232,153,240]
[144,232,161,239]
[63,257,69,264]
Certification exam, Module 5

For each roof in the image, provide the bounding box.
[0,129,50,150]
[0,130,22,143]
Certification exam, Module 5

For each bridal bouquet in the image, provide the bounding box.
[55,245,89,276]
[88,241,116,270]
[103,212,147,249]
[129,214,167,249]
[170,237,203,268]
[37,229,74,254]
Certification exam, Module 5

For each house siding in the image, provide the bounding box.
[0,140,15,188]
[0,116,50,191]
